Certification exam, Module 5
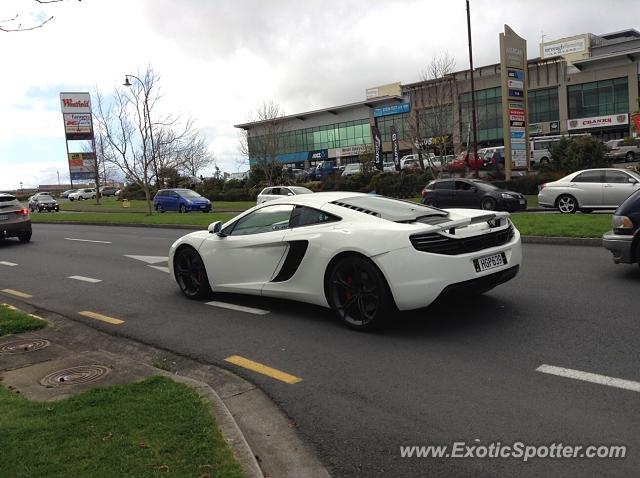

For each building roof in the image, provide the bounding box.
[234,96,405,129]
[572,46,640,70]
[599,29,640,40]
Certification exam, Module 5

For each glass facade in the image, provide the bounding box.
[567,77,629,119]
[528,87,559,123]
[248,118,371,155]
[459,87,503,145]
[376,113,411,142]
[419,105,453,138]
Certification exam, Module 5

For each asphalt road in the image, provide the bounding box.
[1,224,639,478]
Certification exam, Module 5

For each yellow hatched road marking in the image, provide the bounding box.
[1,289,32,299]
[225,355,303,384]
[79,310,124,325]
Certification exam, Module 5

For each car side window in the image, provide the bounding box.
[434,181,455,190]
[455,181,473,191]
[281,188,292,196]
[270,188,281,195]
[573,171,603,183]
[228,204,294,236]
[262,188,271,195]
[289,206,340,228]
[605,171,632,183]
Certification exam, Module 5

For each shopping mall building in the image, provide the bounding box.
[235,28,640,168]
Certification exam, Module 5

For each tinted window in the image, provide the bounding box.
[289,187,313,195]
[573,171,603,183]
[280,188,292,196]
[455,181,474,191]
[270,188,281,195]
[229,204,294,236]
[0,196,19,207]
[289,206,340,228]
[605,171,633,183]
[434,181,455,190]
[177,190,201,199]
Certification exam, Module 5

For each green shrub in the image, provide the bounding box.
[118,182,149,200]
[547,136,608,172]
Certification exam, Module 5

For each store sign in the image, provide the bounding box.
[509,102,524,110]
[68,152,96,174]
[508,70,525,80]
[307,149,328,161]
[373,102,411,118]
[567,113,629,130]
[511,131,526,139]
[550,121,560,132]
[529,123,542,134]
[64,113,92,134]
[60,92,91,113]
[508,80,524,89]
[542,38,586,59]
[509,114,525,121]
[508,89,524,98]
[335,145,368,157]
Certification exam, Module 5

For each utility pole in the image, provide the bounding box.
[466,0,479,178]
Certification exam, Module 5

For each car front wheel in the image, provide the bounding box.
[18,232,31,243]
[174,247,211,300]
[626,151,636,162]
[481,197,497,210]
[557,194,578,214]
[179,204,187,213]
[326,255,393,331]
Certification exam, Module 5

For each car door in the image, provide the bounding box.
[453,180,481,208]
[570,170,604,207]
[603,170,640,206]
[199,204,295,293]
[433,180,455,207]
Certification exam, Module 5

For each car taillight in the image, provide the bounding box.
[17,208,29,216]
[539,183,547,191]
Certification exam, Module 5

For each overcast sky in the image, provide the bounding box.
[1,0,638,189]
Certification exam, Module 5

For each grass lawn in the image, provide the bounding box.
[525,195,538,207]
[0,304,47,336]
[0,376,245,478]
[60,198,254,213]
[511,213,611,238]
[31,212,237,226]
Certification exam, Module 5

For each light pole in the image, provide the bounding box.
[466,0,479,178]
[123,74,157,187]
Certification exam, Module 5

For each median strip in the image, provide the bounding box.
[206,301,269,315]
[536,364,640,393]
[78,310,124,325]
[0,261,18,267]
[225,355,303,384]
[64,238,112,244]
[1,289,32,299]
[68,276,102,283]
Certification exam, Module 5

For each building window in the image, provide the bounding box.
[376,113,410,142]
[459,87,503,146]
[567,77,629,119]
[528,87,559,123]
[419,105,453,138]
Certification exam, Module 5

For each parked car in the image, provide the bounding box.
[421,178,527,211]
[382,161,397,172]
[604,138,640,162]
[99,186,119,197]
[153,188,212,213]
[0,193,31,243]
[68,188,97,201]
[449,151,483,172]
[602,188,640,267]
[483,147,505,168]
[538,168,640,213]
[309,161,338,180]
[399,153,436,170]
[257,186,313,204]
[28,194,59,212]
[169,192,522,331]
[286,168,309,182]
[60,189,77,199]
[341,163,363,177]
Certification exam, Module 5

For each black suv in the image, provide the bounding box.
[0,193,32,243]
[421,178,527,212]
[602,188,640,267]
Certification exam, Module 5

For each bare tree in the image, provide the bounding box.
[238,100,285,186]
[1,0,80,33]
[177,134,215,180]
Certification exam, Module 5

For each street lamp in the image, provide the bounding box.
[123,74,157,184]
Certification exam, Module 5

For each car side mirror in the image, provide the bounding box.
[628,178,637,184]
[287,192,294,196]
[471,186,478,192]
[208,221,225,236]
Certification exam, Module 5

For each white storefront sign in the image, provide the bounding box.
[60,92,92,114]
[567,113,629,130]
[335,145,368,157]
[543,38,586,59]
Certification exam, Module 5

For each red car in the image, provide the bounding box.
[448,151,483,172]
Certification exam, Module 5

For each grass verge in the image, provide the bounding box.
[31,212,237,226]
[0,304,47,336]
[511,213,611,238]
[0,376,245,478]
[60,198,255,213]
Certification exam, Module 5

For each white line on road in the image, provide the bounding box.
[65,238,112,244]
[206,301,270,315]
[68,275,102,284]
[0,261,18,267]
[149,265,170,273]
[536,364,640,393]
[124,255,169,264]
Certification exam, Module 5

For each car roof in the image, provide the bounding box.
[257,191,367,207]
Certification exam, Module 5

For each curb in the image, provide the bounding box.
[521,235,601,247]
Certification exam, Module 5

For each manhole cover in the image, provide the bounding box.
[40,365,110,386]
[0,338,50,354]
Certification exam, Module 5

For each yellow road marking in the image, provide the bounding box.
[225,355,303,384]
[1,289,32,299]
[79,310,124,325]
[1,303,18,310]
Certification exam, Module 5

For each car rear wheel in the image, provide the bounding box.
[557,194,578,214]
[481,197,497,210]
[155,204,164,213]
[626,151,636,162]
[18,232,31,243]
[174,247,211,300]
[327,255,393,331]
[423,198,437,207]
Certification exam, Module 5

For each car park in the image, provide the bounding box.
[68,188,97,201]
[60,189,76,199]
[421,178,526,211]
[256,186,313,204]
[168,191,522,331]
[605,138,640,162]
[153,188,212,213]
[538,168,640,213]
[602,188,640,267]
[99,186,119,197]
[28,194,59,212]
[0,193,32,243]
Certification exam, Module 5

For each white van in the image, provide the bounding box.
[529,134,590,165]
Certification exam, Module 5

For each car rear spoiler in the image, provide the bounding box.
[435,211,510,235]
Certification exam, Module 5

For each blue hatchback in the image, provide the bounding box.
[153,189,212,213]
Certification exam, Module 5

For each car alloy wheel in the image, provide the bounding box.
[481,197,497,210]
[179,204,187,213]
[557,195,577,214]
[327,255,392,331]
[174,247,211,299]
[424,198,437,207]
[155,204,164,213]
[626,151,636,162]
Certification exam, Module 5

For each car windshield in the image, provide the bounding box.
[334,195,447,222]
[289,187,313,194]
[472,180,500,191]
[0,196,19,208]
[628,170,640,181]
[39,196,55,201]
[177,190,202,199]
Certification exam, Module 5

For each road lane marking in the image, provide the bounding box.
[1,303,18,310]
[125,255,168,264]
[536,364,640,393]
[68,276,102,283]
[206,301,269,315]
[149,265,170,273]
[225,355,302,384]
[65,238,112,244]
[1,289,32,299]
[78,310,124,325]
[0,261,18,267]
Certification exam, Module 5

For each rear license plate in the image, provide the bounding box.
[0,215,8,221]
[519,199,525,204]
[474,252,507,272]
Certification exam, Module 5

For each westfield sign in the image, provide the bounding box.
[62,98,90,108]
[59,92,92,113]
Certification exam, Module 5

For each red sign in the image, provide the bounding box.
[632,113,640,132]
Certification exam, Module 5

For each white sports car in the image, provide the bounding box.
[169,192,522,330]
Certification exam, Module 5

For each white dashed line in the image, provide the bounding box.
[65,238,112,244]
[124,255,169,264]
[206,301,270,315]
[149,265,170,273]
[0,261,18,267]
[537,364,640,393]
[68,275,102,284]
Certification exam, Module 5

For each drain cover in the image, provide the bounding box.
[40,365,110,386]
[0,338,50,354]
